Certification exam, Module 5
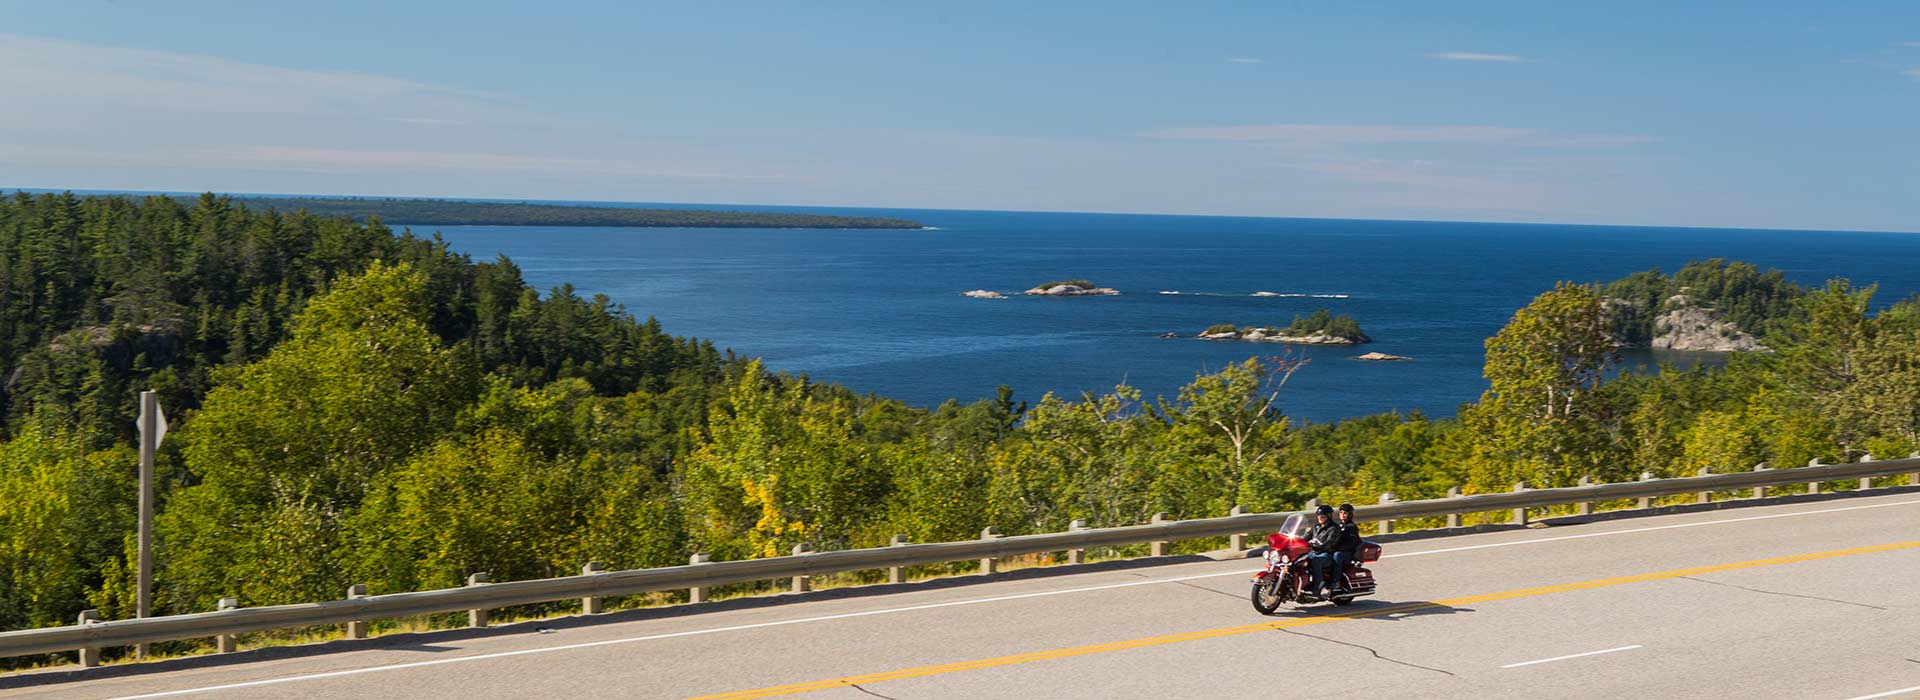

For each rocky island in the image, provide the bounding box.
[961,290,1007,299]
[1025,279,1119,296]
[1353,351,1411,361]
[1194,310,1371,344]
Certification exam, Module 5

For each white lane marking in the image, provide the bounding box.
[1500,644,1642,668]
[1839,686,1920,700]
[1383,497,1920,560]
[98,497,1920,700]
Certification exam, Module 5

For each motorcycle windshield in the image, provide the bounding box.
[1277,513,1309,540]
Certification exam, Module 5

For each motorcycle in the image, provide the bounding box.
[1250,511,1381,613]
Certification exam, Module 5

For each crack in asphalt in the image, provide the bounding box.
[849,682,903,700]
[1677,575,1887,610]
[1128,572,1245,601]
[1275,628,1457,676]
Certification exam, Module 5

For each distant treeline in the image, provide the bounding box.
[174,195,925,229]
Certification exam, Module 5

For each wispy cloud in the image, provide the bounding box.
[1149,124,1648,148]
[1427,52,1529,63]
[1227,57,1263,64]
[1905,67,1920,78]
[1900,42,1920,48]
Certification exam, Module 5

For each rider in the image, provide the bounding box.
[1332,503,1362,593]
[1305,505,1341,597]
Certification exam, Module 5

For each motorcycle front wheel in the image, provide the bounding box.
[1250,578,1285,614]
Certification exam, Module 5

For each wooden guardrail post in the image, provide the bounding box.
[688,553,711,603]
[1511,482,1529,525]
[790,544,812,593]
[1638,472,1656,509]
[1067,520,1088,564]
[1445,487,1462,528]
[1752,462,1771,498]
[888,535,908,584]
[979,527,1002,574]
[1576,476,1594,515]
[466,573,491,627]
[580,562,605,614]
[76,609,101,668]
[1910,452,1920,487]
[1697,467,1713,503]
[1149,513,1171,556]
[1859,454,1876,490]
[215,598,239,652]
[1228,506,1247,551]
[1808,458,1823,494]
[345,585,368,639]
[1377,493,1396,534]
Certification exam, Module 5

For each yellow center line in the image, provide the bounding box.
[686,539,1920,700]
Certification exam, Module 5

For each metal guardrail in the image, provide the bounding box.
[4,457,1916,663]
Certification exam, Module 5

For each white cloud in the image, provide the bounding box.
[1148,124,1648,148]
[1905,67,1920,78]
[1427,52,1529,63]
[0,33,790,188]
[1900,42,1920,47]
[1227,57,1263,64]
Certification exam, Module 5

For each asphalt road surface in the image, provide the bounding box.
[5,490,1919,700]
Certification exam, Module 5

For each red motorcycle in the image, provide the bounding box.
[1250,512,1381,613]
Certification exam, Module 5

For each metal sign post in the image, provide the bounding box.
[134,391,167,659]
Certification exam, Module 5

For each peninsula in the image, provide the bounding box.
[178,195,926,229]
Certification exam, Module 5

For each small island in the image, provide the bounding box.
[1194,310,1371,344]
[962,289,1007,299]
[1025,279,1119,296]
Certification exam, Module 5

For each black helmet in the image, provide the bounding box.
[1337,503,1355,515]
[1314,504,1334,517]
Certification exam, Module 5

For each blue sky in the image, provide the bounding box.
[3,1,1917,231]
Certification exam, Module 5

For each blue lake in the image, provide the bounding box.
[428,206,1920,423]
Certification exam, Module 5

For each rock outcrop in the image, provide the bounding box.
[1651,305,1769,352]
[1353,351,1411,361]
[1196,327,1366,345]
[961,290,1007,299]
[1025,281,1119,296]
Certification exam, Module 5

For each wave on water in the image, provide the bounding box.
[1252,291,1351,299]
[1161,290,1235,297]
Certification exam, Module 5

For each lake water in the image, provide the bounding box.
[427,206,1920,423]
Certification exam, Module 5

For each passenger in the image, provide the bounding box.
[1332,504,1362,593]
[1305,505,1341,597]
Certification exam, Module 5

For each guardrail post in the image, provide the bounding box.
[466,573,491,628]
[1305,497,1320,511]
[1752,462,1771,498]
[979,527,1002,574]
[888,535,908,584]
[1067,520,1087,564]
[345,585,368,639]
[1445,486,1461,528]
[215,598,240,652]
[1859,454,1876,490]
[791,544,812,593]
[1576,476,1593,515]
[1228,506,1248,551]
[1910,452,1920,487]
[1697,467,1713,503]
[1377,493,1396,534]
[580,562,605,614]
[1808,458,1823,494]
[77,609,101,668]
[1638,472,1655,509]
[1149,513,1171,556]
[689,554,711,603]
[1511,482,1529,525]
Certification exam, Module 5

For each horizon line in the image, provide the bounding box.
[7,185,1915,238]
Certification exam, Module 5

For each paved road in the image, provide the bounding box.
[6,491,1920,700]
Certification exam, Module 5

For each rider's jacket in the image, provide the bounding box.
[1307,521,1341,553]
[1334,522,1361,558]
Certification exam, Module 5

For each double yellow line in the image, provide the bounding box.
[689,539,1920,699]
